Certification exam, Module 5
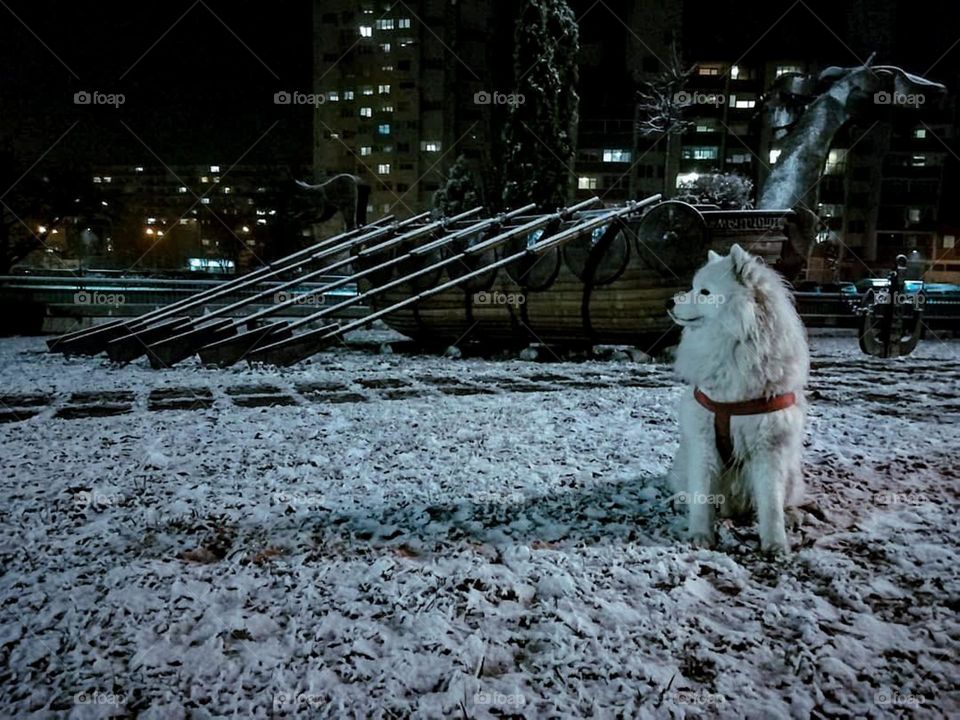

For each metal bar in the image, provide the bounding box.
[159,207,481,336]
[248,197,613,364]
[528,195,660,253]
[277,199,599,337]
[142,207,487,367]
[186,204,538,366]
[46,215,400,352]
[84,213,434,363]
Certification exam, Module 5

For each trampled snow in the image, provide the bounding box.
[0,332,956,718]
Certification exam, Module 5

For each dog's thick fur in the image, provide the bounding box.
[667,244,809,554]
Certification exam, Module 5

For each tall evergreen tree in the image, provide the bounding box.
[501,0,579,211]
[433,155,480,217]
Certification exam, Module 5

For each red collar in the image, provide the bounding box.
[694,387,797,465]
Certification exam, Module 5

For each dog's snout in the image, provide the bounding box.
[665,297,675,311]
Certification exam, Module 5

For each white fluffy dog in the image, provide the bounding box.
[667,244,809,554]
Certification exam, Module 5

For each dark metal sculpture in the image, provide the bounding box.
[857,255,924,358]
[759,57,945,216]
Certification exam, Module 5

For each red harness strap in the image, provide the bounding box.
[693,387,797,466]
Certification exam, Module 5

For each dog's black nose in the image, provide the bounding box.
[665,297,675,310]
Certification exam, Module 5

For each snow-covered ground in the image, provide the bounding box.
[0,331,957,719]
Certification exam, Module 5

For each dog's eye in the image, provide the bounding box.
[700,288,711,296]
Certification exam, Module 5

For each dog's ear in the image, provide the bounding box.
[707,249,722,263]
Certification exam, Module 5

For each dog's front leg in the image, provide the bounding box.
[745,453,790,555]
[685,440,720,548]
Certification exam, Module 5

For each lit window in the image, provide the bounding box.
[908,208,921,223]
[697,65,720,76]
[912,154,926,167]
[375,18,394,30]
[695,124,713,133]
[359,25,372,37]
[380,43,391,53]
[381,104,394,112]
[223,187,232,194]
[820,203,843,217]
[398,18,411,28]
[201,198,211,205]
[327,91,339,102]
[944,235,955,249]
[362,86,374,96]
[378,84,391,94]
[378,124,390,135]
[733,98,756,109]
[210,165,220,173]
[824,148,847,174]
[343,90,355,100]
[92,176,102,183]
[134,166,144,173]
[102,176,112,183]
[682,146,718,160]
[602,149,632,163]
[378,163,391,174]
[381,65,394,71]
[914,128,926,139]
[360,146,372,156]
[178,186,188,193]
[420,140,441,152]
[769,149,782,164]
[360,107,373,117]
[730,65,740,79]
[577,176,598,190]
[776,65,802,77]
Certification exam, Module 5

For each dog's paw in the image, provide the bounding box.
[688,530,715,549]
[761,537,791,556]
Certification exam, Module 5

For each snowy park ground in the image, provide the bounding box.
[0,330,957,718]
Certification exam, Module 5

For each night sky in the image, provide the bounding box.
[0,1,313,170]
[2,0,959,173]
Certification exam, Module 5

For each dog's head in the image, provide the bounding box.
[667,244,769,333]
